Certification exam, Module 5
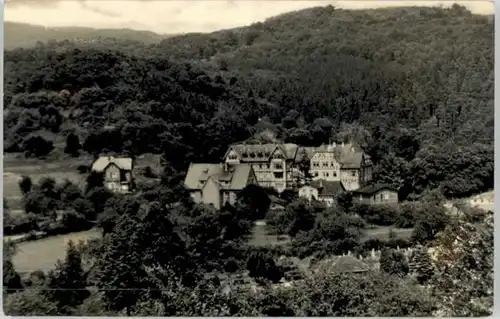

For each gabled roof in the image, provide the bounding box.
[184,163,254,191]
[225,143,299,162]
[352,183,396,195]
[312,142,367,169]
[294,147,315,162]
[308,180,345,196]
[91,156,133,172]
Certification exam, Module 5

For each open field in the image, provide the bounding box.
[4,154,92,210]
[3,153,163,210]
[11,228,101,275]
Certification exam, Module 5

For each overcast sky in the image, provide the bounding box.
[4,0,495,34]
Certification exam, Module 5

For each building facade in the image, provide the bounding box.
[91,156,134,193]
[298,179,345,207]
[309,142,373,191]
[222,140,372,193]
[351,184,399,205]
[223,143,300,193]
[184,163,257,210]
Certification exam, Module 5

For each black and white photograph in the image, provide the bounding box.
[2,0,494,316]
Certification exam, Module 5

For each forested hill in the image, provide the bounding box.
[4,22,169,50]
[4,4,494,200]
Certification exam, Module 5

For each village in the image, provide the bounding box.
[3,3,493,316]
[96,139,398,210]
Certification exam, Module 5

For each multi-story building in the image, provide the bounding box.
[222,140,373,193]
[184,163,257,210]
[223,143,300,193]
[91,156,134,193]
[309,142,373,191]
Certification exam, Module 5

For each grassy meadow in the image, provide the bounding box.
[11,229,101,276]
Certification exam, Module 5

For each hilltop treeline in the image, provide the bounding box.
[4,4,493,199]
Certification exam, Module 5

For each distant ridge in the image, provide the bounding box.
[4,22,171,49]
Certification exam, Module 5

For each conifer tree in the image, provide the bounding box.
[45,240,90,313]
[409,248,434,284]
[95,214,150,315]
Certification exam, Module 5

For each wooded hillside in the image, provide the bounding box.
[4,4,493,199]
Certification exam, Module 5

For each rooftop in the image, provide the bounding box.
[352,183,396,195]
[91,156,133,172]
[184,163,254,191]
[306,180,345,196]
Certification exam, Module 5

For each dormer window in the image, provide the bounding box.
[249,152,256,158]
[264,152,270,157]
[257,152,263,158]
[228,154,238,160]
[242,152,248,158]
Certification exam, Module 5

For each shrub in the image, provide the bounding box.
[354,203,398,226]
[18,175,33,195]
[64,133,81,157]
[77,165,90,174]
[246,249,284,283]
[21,135,54,158]
[142,166,157,178]
[394,202,419,228]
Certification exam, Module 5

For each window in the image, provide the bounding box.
[274,163,283,170]
[315,172,319,177]
[351,170,356,177]
[330,162,335,167]
[322,162,328,168]
[313,161,319,168]
[274,172,284,179]
[229,154,238,160]
[326,172,329,177]
[383,193,389,200]
[333,172,337,177]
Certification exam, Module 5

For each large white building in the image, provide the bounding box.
[308,142,373,191]
[222,141,373,193]
[223,143,300,192]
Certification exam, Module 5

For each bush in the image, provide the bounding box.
[77,165,90,174]
[64,133,81,157]
[394,203,419,228]
[142,166,157,178]
[21,135,54,158]
[411,204,449,244]
[4,213,39,235]
[18,175,33,195]
[246,249,284,283]
[354,203,398,226]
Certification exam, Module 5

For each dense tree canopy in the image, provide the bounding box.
[4,5,493,199]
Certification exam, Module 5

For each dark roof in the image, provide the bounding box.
[226,143,299,162]
[308,180,345,196]
[184,163,254,191]
[352,183,397,195]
